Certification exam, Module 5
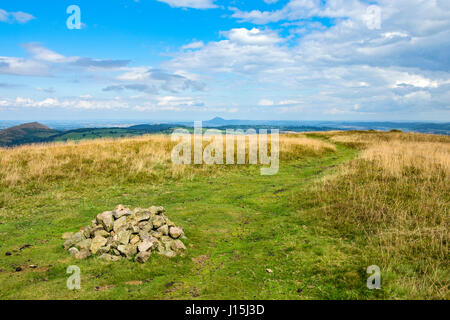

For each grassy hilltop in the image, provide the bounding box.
[0,131,448,299]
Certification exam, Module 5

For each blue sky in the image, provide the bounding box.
[0,0,449,121]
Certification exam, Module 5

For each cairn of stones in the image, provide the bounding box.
[63,205,186,263]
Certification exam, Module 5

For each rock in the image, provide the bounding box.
[90,236,108,254]
[139,230,150,240]
[99,254,122,262]
[62,232,74,240]
[113,205,132,219]
[160,235,172,244]
[90,225,104,238]
[135,210,151,222]
[117,244,137,259]
[160,239,174,253]
[94,230,110,238]
[113,216,128,232]
[171,239,187,253]
[166,219,176,227]
[130,235,140,245]
[149,206,159,215]
[115,230,131,245]
[266,268,273,274]
[151,231,162,239]
[131,225,140,234]
[135,251,151,263]
[162,250,176,258]
[68,247,79,256]
[138,238,157,252]
[75,249,91,260]
[139,221,153,232]
[97,245,111,255]
[5,252,11,256]
[96,211,114,232]
[64,205,185,263]
[109,239,119,249]
[152,215,165,229]
[76,238,92,251]
[80,226,91,239]
[63,232,85,250]
[158,224,169,236]
[15,267,22,272]
[169,227,183,239]
[157,206,165,214]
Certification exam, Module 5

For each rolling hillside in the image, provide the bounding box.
[0,122,59,147]
[0,131,448,299]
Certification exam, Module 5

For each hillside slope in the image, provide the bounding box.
[0,122,59,147]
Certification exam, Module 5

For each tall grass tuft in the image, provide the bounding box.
[309,131,449,299]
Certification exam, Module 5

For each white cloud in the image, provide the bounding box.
[0,56,50,76]
[0,43,131,77]
[222,28,282,45]
[22,43,74,63]
[156,96,202,107]
[0,9,35,24]
[156,0,217,9]
[0,9,8,22]
[2,1,450,119]
[0,96,130,110]
[279,99,301,105]
[115,67,205,93]
[182,41,205,50]
[10,11,35,23]
[258,99,274,106]
[162,0,450,117]
[166,27,292,75]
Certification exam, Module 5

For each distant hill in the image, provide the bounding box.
[0,122,59,147]
[1,119,448,148]
[50,124,184,143]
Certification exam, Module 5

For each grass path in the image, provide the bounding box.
[0,139,383,299]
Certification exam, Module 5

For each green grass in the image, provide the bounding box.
[1,133,446,300]
[0,139,386,299]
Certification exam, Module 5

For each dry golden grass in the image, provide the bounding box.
[361,140,450,177]
[330,130,450,147]
[0,133,334,187]
[311,131,449,299]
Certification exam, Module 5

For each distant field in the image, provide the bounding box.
[0,132,448,299]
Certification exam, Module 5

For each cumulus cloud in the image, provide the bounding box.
[2,1,449,119]
[165,27,291,75]
[221,28,282,45]
[156,0,217,9]
[163,0,450,116]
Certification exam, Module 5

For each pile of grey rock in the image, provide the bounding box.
[63,205,186,263]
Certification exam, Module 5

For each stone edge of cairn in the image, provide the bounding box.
[62,205,186,263]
